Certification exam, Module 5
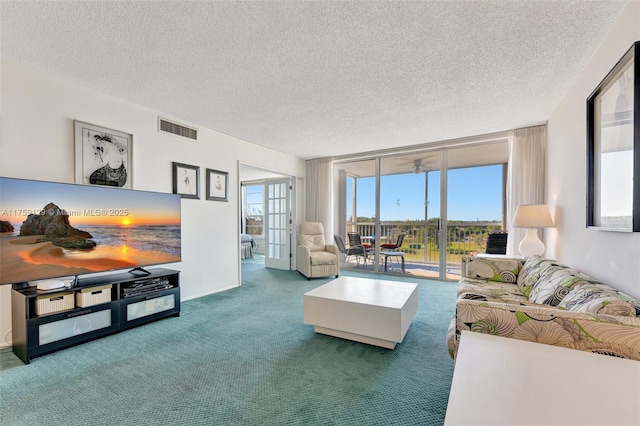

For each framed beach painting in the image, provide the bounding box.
[74,120,133,189]
[206,169,229,202]
[172,162,200,199]
[587,41,640,232]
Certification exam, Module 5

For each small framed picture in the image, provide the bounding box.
[74,120,133,189]
[172,162,200,199]
[206,168,229,202]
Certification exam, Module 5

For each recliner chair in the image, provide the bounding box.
[296,222,339,280]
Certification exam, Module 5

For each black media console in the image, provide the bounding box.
[11,268,180,364]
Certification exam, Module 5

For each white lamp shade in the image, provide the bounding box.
[512,204,554,228]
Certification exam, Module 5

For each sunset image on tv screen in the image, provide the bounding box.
[0,177,181,285]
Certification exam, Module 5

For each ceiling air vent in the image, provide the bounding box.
[158,117,198,141]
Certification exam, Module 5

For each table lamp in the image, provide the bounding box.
[512,204,554,257]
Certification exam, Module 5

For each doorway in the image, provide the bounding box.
[239,164,299,282]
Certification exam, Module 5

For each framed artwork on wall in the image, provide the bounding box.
[206,168,228,202]
[74,120,133,189]
[587,41,640,232]
[172,162,200,199]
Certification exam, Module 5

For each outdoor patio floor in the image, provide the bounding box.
[242,253,462,281]
[340,257,462,280]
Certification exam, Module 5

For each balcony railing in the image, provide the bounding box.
[345,220,503,266]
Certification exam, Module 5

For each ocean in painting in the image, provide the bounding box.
[80,225,181,256]
[0,224,181,284]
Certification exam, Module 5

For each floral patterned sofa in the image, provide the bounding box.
[447,255,640,361]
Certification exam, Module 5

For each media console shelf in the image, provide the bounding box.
[11,268,180,364]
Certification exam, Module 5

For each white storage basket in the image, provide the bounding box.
[36,292,74,315]
[76,285,112,307]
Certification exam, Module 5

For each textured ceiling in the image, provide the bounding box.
[0,1,628,160]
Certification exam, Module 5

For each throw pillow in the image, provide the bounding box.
[517,256,571,298]
[527,267,588,306]
[463,257,521,283]
[559,283,640,317]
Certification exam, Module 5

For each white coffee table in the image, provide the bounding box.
[445,331,640,425]
[303,276,418,349]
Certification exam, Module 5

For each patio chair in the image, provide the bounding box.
[347,232,371,250]
[485,231,508,254]
[381,233,406,251]
[334,235,369,265]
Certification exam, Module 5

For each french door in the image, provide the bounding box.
[264,178,292,270]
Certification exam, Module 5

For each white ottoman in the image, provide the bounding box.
[303,276,418,349]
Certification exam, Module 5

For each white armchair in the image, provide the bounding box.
[296,222,339,280]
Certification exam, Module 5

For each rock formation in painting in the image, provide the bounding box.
[20,203,96,249]
[0,220,14,233]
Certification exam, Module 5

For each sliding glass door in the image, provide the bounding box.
[335,159,377,270]
[445,144,507,278]
[334,140,507,280]
[379,153,441,278]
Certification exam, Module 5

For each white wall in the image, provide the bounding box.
[546,2,640,298]
[0,61,306,346]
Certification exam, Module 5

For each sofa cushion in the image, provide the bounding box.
[527,267,590,306]
[517,256,572,298]
[457,277,528,303]
[559,283,640,317]
[463,257,520,283]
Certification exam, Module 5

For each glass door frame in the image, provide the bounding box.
[438,150,448,280]
[264,177,292,270]
[334,136,507,281]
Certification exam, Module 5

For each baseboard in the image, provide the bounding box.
[182,283,240,302]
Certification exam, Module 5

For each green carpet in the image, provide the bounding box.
[0,265,456,425]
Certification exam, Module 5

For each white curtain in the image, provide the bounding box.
[305,157,334,240]
[506,125,547,256]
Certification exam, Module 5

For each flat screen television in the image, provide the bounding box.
[0,177,181,285]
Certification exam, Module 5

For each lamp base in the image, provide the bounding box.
[518,228,545,257]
